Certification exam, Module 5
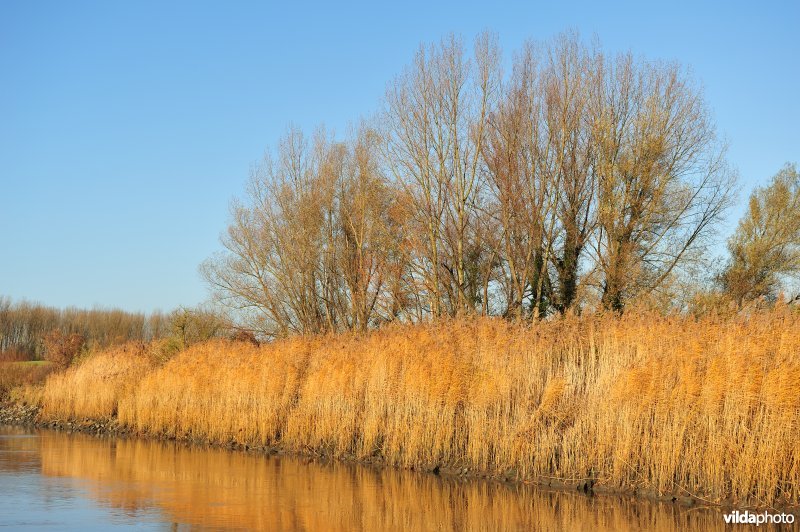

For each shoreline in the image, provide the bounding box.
[4,311,799,513]
[2,400,791,513]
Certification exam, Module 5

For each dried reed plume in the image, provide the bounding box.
[36,308,800,508]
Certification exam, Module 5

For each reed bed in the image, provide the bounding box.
[41,343,155,420]
[35,309,800,507]
[0,362,52,398]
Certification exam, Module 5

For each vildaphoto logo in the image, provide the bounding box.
[723,510,795,526]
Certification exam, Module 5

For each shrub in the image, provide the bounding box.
[42,330,86,370]
[230,329,259,346]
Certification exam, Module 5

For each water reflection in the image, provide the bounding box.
[1,426,731,530]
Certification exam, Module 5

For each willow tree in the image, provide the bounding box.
[719,163,800,304]
[204,32,738,328]
[484,41,556,318]
[201,127,401,338]
[382,32,501,317]
[543,35,597,313]
[590,53,736,311]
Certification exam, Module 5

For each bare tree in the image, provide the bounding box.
[42,330,85,369]
[202,127,328,337]
[590,52,736,311]
[0,297,161,359]
[335,126,405,330]
[543,34,596,313]
[383,32,501,317]
[485,42,549,318]
[202,126,403,337]
[170,306,228,349]
[485,34,596,317]
[203,31,738,329]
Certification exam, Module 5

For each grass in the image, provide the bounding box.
[28,307,800,508]
[0,361,53,398]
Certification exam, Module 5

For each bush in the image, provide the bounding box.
[230,329,259,346]
[42,330,86,370]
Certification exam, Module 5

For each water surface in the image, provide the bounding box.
[0,425,736,530]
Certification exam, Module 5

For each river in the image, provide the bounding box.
[0,425,741,530]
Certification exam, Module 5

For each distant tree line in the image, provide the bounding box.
[0,298,168,360]
[201,32,797,339]
[0,298,230,361]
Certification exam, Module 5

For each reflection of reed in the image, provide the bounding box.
[38,313,800,507]
[0,426,42,473]
[37,430,723,531]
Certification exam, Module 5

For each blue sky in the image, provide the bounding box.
[1,1,798,313]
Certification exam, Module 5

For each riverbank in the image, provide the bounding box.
[0,401,39,426]
[2,425,739,531]
[0,401,124,436]
[3,309,799,510]
[0,400,701,508]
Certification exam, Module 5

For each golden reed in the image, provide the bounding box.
[31,308,800,508]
